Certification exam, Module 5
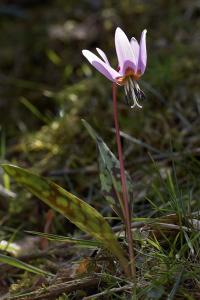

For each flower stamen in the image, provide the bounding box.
[124,77,145,109]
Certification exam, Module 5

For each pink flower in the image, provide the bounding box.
[82,27,147,108]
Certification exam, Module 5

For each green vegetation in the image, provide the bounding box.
[0,0,199,298]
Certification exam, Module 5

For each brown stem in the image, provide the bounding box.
[40,209,54,250]
[112,83,136,279]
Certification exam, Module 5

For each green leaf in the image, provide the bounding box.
[82,119,134,218]
[2,164,130,277]
[0,254,53,276]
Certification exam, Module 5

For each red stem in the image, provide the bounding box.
[112,83,136,279]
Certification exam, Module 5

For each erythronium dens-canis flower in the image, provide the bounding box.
[82,27,147,108]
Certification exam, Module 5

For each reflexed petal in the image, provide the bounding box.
[82,50,120,82]
[96,48,110,65]
[130,37,139,64]
[115,27,137,75]
[137,29,147,74]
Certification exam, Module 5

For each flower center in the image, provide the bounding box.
[115,68,144,108]
[116,68,142,86]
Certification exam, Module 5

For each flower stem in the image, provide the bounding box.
[112,83,136,279]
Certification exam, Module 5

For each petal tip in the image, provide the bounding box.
[82,49,92,60]
[115,27,124,36]
[131,37,137,42]
[82,49,87,55]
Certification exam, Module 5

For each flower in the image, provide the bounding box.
[82,27,147,108]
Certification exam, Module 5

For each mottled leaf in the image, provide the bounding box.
[82,119,134,218]
[2,164,130,277]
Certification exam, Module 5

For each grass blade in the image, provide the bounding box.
[167,267,184,300]
[26,231,101,248]
[0,254,53,276]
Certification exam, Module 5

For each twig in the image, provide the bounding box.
[133,148,200,164]
[8,277,100,300]
[83,284,133,299]
[112,222,145,232]
[48,165,96,177]
[113,130,162,154]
